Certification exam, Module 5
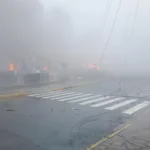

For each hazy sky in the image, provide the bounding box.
[41,0,150,73]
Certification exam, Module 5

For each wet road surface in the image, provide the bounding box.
[0,77,150,150]
[0,97,126,150]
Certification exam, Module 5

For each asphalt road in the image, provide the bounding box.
[69,76,150,97]
[0,77,150,150]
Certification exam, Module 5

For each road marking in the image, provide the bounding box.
[105,99,137,110]
[29,92,54,97]
[29,91,62,97]
[35,92,66,97]
[42,92,76,98]
[79,96,112,105]
[91,97,124,107]
[50,93,84,100]
[69,95,102,103]
[86,124,131,150]
[49,81,97,91]
[0,92,27,99]
[58,94,92,101]
[123,101,150,115]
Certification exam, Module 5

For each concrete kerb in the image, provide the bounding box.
[86,124,131,150]
[49,81,96,91]
[0,92,28,99]
[0,81,97,99]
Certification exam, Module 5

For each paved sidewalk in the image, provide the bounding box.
[94,110,150,150]
[0,78,96,95]
[25,79,96,94]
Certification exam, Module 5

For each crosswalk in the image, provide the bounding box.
[130,86,150,97]
[28,91,150,115]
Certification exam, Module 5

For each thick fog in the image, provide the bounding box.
[1,0,150,75]
[42,0,150,76]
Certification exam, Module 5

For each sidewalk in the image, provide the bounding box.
[0,78,97,95]
[94,110,150,150]
[24,78,96,93]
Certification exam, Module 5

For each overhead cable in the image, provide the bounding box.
[100,0,123,63]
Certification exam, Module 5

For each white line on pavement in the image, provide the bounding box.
[91,97,124,107]
[79,96,112,105]
[46,93,84,100]
[123,101,150,115]
[69,95,102,103]
[105,99,137,110]
[29,91,63,97]
[58,94,92,101]
[42,92,76,98]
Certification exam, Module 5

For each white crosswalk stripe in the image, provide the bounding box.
[29,91,62,97]
[79,96,112,105]
[36,92,75,98]
[105,99,137,110]
[91,97,125,107]
[28,91,150,115]
[51,93,86,100]
[69,95,102,103]
[123,101,150,115]
[42,92,77,98]
[58,94,92,101]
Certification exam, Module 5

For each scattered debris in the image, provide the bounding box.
[72,108,78,110]
[5,109,15,111]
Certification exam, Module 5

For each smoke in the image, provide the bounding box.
[42,0,150,76]
[1,0,150,75]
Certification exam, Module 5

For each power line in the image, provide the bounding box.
[100,0,123,64]
[130,0,140,48]
[124,0,140,65]
[99,0,113,36]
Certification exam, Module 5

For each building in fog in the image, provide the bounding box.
[0,0,43,72]
[44,8,73,64]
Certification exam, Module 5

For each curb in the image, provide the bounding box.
[0,92,28,99]
[86,124,131,150]
[0,81,97,98]
[49,81,96,91]
[0,82,52,91]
